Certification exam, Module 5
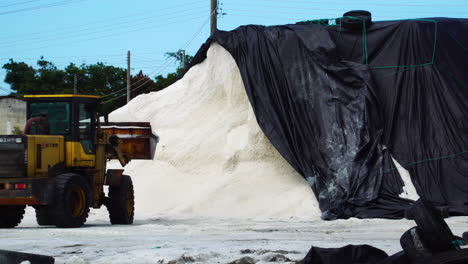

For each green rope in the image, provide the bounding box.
[383,150,468,174]
[362,20,368,65]
[431,21,438,64]
[337,20,342,42]
[452,239,463,250]
[380,62,433,78]
[296,18,330,25]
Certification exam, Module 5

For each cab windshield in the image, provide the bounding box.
[29,102,71,135]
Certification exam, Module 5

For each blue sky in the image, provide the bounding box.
[1,0,467,95]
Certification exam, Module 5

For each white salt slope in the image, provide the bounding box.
[110,43,321,219]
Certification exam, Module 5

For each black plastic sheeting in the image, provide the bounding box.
[188,18,468,219]
[298,245,391,264]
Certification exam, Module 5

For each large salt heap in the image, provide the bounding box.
[110,43,321,219]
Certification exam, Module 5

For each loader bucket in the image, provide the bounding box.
[101,122,159,160]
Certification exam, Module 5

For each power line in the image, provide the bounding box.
[101,57,178,99]
[0,0,86,16]
[102,12,213,104]
[1,15,208,54]
[101,57,177,102]
[126,12,213,98]
[228,8,345,17]
[0,86,24,100]
[87,11,215,98]
[0,0,206,41]
[0,86,12,95]
[227,13,338,21]
[240,0,468,8]
[0,51,179,61]
[0,53,125,60]
[101,56,177,99]
[0,0,45,8]
[226,4,467,15]
[0,8,207,49]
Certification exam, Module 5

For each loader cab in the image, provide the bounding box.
[24,95,100,155]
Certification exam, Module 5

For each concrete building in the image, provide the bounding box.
[0,96,26,135]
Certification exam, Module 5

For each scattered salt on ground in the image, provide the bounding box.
[110,43,321,220]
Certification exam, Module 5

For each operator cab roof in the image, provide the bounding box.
[24,94,100,99]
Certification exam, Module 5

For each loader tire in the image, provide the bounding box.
[0,205,25,228]
[341,10,372,30]
[410,199,455,253]
[400,227,432,261]
[34,206,54,226]
[107,175,134,225]
[422,248,468,264]
[51,173,91,228]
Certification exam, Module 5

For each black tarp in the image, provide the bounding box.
[188,17,468,219]
[298,245,391,264]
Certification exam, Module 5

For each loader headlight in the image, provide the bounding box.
[0,137,21,143]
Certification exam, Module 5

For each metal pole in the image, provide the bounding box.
[73,74,77,94]
[210,0,217,35]
[127,50,131,103]
[181,50,186,69]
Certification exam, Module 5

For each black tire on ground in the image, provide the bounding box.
[107,175,134,225]
[400,227,432,261]
[34,206,54,226]
[410,199,455,253]
[462,232,468,245]
[0,249,54,264]
[377,251,410,264]
[421,248,468,264]
[0,205,25,228]
[51,173,91,228]
[340,10,372,30]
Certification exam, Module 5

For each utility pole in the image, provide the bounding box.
[210,0,217,35]
[181,50,186,69]
[73,74,77,94]
[127,50,131,103]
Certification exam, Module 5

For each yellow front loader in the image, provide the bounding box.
[0,95,158,228]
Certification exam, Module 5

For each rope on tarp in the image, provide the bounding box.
[382,150,468,175]
[296,17,445,71]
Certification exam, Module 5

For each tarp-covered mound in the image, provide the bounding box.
[189,17,468,219]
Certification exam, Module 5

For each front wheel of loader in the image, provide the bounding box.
[51,173,91,228]
[107,175,134,225]
[0,205,25,228]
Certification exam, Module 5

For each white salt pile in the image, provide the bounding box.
[110,43,321,219]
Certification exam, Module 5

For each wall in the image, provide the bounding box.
[0,97,26,134]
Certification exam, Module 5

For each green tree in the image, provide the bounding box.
[36,58,67,94]
[165,49,193,71]
[153,72,179,92]
[2,50,194,114]
[3,59,38,95]
[130,70,155,98]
